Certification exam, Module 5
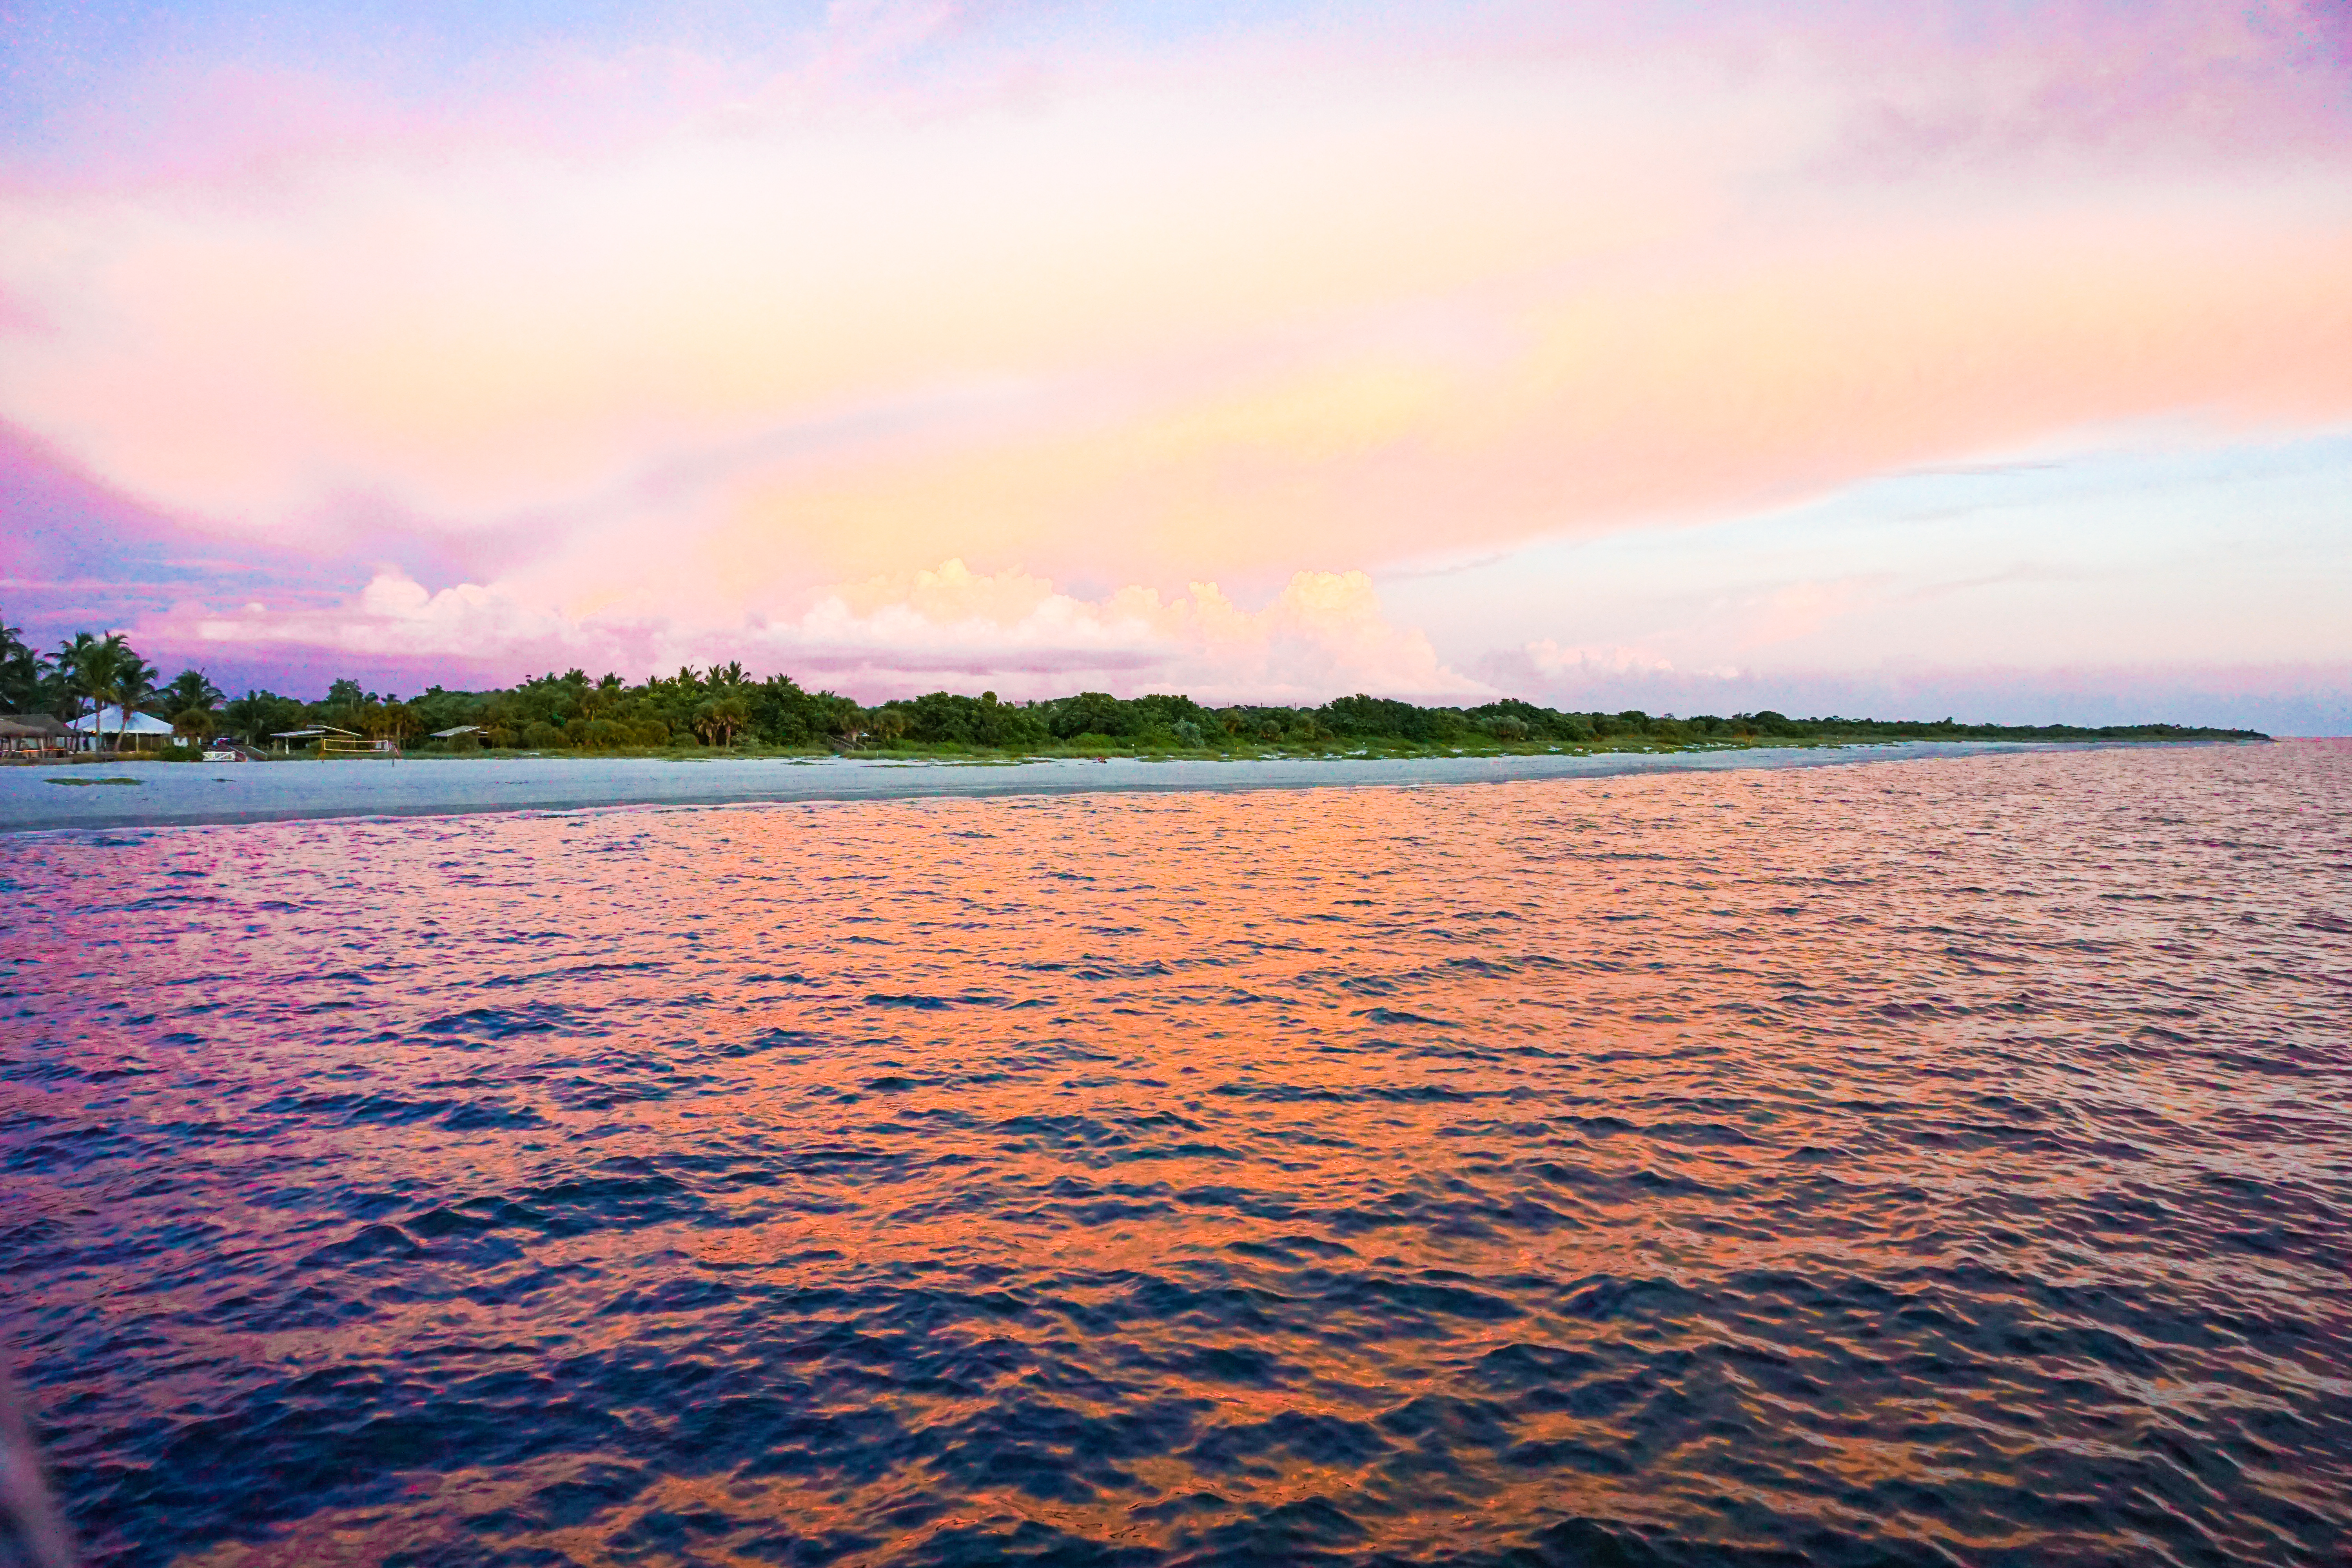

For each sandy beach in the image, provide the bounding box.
[0,740,2141,832]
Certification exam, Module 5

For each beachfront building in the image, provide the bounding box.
[272,726,348,755]
[0,714,71,756]
[67,706,178,752]
[270,725,396,757]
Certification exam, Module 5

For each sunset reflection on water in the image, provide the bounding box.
[4,744,2348,1566]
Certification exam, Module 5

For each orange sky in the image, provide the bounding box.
[2,2,2347,720]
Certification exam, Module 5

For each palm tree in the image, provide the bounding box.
[59,635,159,753]
[163,668,224,753]
[67,636,123,752]
[160,669,223,717]
[221,689,299,746]
[53,632,99,733]
[362,701,420,748]
[112,648,159,753]
[0,615,48,712]
[693,692,750,747]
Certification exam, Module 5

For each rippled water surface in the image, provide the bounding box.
[5,743,2350,1567]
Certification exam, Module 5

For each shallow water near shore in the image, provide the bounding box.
[4,742,2349,1566]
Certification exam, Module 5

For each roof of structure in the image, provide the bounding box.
[68,707,176,735]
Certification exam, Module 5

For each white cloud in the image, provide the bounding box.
[178,558,1488,704]
[1524,639,1679,678]
[1520,637,1742,681]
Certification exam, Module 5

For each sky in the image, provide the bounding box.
[1,1,2347,729]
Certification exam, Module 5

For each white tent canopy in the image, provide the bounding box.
[68,706,177,736]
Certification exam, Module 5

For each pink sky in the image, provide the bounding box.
[2,1,2348,724]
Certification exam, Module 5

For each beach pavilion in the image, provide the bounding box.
[67,706,178,752]
[0,714,71,756]
[269,724,394,757]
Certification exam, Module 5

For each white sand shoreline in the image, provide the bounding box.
[0,740,2181,834]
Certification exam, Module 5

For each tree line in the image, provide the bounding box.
[1,622,225,750]
[0,616,2268,757]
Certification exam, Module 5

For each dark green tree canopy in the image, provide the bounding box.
[0,613,2274,754]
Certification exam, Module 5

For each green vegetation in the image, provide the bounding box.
[4,622,162,751]
[0,615,2269,759]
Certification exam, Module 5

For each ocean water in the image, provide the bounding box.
[3,742,2348,1568]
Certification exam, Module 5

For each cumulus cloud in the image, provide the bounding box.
[169,559,1486,704]
[1523,640,1693,679]
[1493,639,1742,708]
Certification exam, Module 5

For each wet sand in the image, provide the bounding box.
[0,741,2139,832]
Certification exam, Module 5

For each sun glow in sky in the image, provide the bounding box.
[2,1,2348,726]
